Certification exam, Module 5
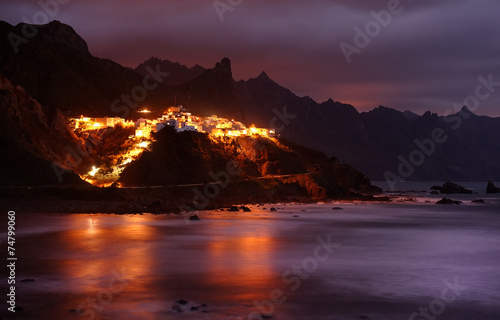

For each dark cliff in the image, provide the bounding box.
[119,127,380,199]
[0,74,85,185]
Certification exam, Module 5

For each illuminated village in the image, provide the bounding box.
[70,106,275,186]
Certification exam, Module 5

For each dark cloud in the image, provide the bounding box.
[2,0,500,116]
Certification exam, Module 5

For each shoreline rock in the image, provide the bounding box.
[486,181,500,194]
[436,198,462,205]
[432,182,472,194]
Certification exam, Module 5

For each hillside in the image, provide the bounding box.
[119,127,380,199]
[0,73,88,185]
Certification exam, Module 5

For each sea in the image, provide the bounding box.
[1,181,499,320]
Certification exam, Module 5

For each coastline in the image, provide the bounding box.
[1,171,388,214]
[0,185,388,215]
[4,185,498,216]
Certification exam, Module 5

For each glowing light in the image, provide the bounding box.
[71,110,274,187]
[137,141,150,148]
[122,158,133,165]
[89,166,99,177]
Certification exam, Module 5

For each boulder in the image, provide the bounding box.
[471,199,486,204]
[171,305,183,313]
[189,215,200,221]
[228,206,239,212]
[270,207,277,212]
[486,181,500,194]
[332,207,343,210]
[439,182,472,194]
[436,198,462,205]
[241,206,251,212]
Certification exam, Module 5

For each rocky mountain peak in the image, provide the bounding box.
[256,71,271,80]
[19,20,89,54]
[144,56,163,64]
[214,57,232,76]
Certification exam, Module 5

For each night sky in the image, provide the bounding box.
[2,0,500,116]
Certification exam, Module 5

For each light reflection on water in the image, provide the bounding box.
[4,201,500,320]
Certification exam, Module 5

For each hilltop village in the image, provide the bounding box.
[68,106,276,186]
[70,106,275,139]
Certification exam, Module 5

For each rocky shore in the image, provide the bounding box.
[1,175,386,214]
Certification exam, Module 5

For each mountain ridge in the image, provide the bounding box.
[135,57,205,86]
[1,20,499,182]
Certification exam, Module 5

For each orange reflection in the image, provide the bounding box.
[20,214,295,319]
[205,222,278,302]
[57,215,158,299]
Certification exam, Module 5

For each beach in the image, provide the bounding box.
[2,188,500,320]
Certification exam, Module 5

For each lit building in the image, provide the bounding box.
[70,107,274,139]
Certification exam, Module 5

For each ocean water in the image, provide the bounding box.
[372,180,500,195]
[1,196,500,320]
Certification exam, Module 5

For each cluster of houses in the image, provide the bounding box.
[71,106,276,139]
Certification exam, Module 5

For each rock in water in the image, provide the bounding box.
[486,181,500,194]
[189,215,200,221]
[439,182,472,194]
[436,198,462,205]
[228,206,239,212]
[270,207,277,212]
[171,305,183,313]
